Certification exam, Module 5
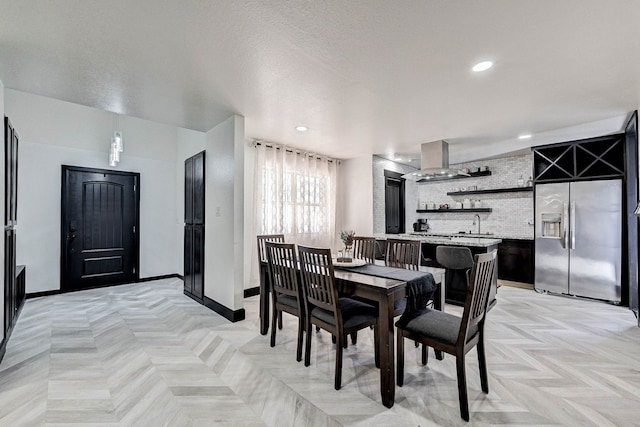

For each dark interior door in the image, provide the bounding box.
[184,151,205,301]
[384,170,405,234]
[61,166,139,290]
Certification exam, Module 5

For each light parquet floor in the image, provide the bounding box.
[1,278,639,426]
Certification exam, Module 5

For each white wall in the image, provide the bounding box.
[6,89,187,293]
[204,115,245,311]
[372,156,418,234]
[0,79,5,339]
[336,156,374,237]
[243,142,255,290]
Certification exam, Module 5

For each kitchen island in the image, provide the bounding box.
[375,233,501,307]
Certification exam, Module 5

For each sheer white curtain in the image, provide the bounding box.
[250,142,338,285]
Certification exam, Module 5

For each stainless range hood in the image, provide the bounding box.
[401,140,468,181]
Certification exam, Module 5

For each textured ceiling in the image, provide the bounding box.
[1,1,639,162]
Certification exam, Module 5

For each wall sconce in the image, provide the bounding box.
[634,201,640,216]
[109,130,123,167]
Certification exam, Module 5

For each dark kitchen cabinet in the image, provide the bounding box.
[2,117,23,363]
[498,239,534,284]
[184,151,205,302]
[533,134,625,183]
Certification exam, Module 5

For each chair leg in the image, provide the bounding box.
[435,350,444,360]
[335,331,344,390]
[421,344,428,365]
[351,331,358,345]
[374,324,380,368]
[396,330,404,387]
[296,316,304,362]
[477,335,489,393]
[332,334,337,344]
[270,308,278,348]
[456,353,469,422]
[278,311,283,330]
[304,318,312,367]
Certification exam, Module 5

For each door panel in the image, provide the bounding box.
[192,225,204,299]
[184,225,193,293]
[192,152,205,225]
[185,157,193,224]
[569,180,622,302]
[534,183,569,294]
[62,166,139,290]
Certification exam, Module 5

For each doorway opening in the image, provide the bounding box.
[384,169,405,234]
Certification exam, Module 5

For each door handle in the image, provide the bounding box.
[570,201,576,250]
[561,202,569,249]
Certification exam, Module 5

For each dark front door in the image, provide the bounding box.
[61,166,139,290]
[384,170,405,234]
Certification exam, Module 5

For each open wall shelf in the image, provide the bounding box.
[447,187,533,196]
[416,208,492,213]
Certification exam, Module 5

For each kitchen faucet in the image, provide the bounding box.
[472,214,481,234]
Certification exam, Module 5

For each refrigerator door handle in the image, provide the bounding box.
[570,201,576,250]
[562,202,569,249]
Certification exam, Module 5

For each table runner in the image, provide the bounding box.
[336,264,436,312]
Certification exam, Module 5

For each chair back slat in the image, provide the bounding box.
[457,250,497,344]
[265,242,299,299]
[257,234,285,262]
[385,239,421,270]
[298,246,340,319]
[352,236,376,263]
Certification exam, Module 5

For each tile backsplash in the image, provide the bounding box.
[373,152,535,239]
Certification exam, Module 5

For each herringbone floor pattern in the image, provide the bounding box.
[1,278,639,426]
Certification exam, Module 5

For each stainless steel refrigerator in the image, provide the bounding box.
[534,180,622,302]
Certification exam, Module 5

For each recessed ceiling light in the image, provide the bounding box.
[518,134,532,139]
[394,157,402,161]
[472,61,493,72]
[295,125,308,132]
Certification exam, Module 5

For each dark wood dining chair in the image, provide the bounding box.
[297,245,379,390]
[384,238,422,316]
[352,236,376,263]
[396,250,497,421]
[257,234,285,263]
[257,234,285,329]
[265,241,304,362]
[385,238,421,270]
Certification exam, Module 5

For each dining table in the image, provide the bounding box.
[258,260,445,408]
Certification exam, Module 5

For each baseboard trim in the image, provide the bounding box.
[203,295,245,322]
[244,286,260,298]
[27,274,183,299]
[137,273,182,283]
[27,289,60,299]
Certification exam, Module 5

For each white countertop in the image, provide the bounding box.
[375,233,502,248]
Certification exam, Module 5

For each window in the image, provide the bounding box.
[259,165,332,236]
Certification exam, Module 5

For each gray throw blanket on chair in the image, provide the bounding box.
[395,272,436,328]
